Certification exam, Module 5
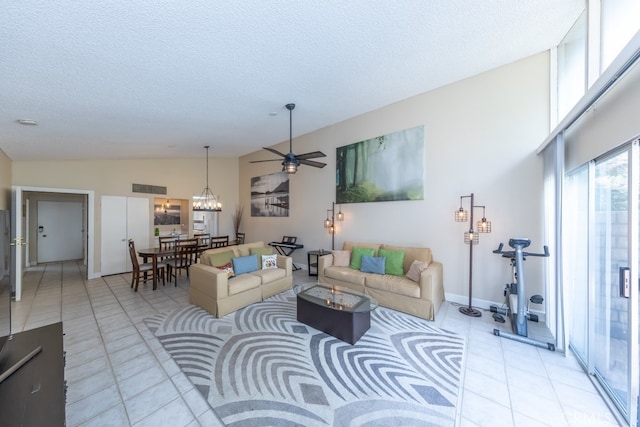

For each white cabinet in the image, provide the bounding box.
[101,196,150,276]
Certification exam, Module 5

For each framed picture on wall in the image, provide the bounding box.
[154,202,181,225]
[336,125,424,204]
[250,172,289,217]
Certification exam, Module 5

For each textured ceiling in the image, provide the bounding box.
[1,0,583,161]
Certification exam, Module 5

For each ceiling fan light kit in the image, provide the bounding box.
[251,103,327,174]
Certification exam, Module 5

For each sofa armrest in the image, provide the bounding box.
[277,255,293,275]
[418,261,444,305]
[317,254,334,278]
[190,263,229,299]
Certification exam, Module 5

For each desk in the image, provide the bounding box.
[137,247,173,290]
[269,241,304,270]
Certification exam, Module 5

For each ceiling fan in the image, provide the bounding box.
[250,103,326,174]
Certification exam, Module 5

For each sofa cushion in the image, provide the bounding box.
[232,254,259,275]
[261,254,278,269]
[208,250,235,268]
[343,241,381,253]
[381,244,432,272]
[378,248,404,276]
[332,250,351,267]
[227,274,261,296]
[251,267,286,284]
[405,259,430,282]
[324,266,368,286]
[360,255,386,274]
[350,247,375,270]
[237,241,267,257]
[250,247,274,257]
[365,274,421,298]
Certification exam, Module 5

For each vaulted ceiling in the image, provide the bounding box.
[1,1,583,161]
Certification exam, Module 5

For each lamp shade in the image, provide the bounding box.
[454,208,468,222]
[477,218,492,233]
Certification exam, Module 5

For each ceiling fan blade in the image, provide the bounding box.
[298,159,327,168]
[249,159,282,163]
[295,151,326,160]
[262,147,286,157]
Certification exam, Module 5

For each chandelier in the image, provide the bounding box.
[193,145,221,212]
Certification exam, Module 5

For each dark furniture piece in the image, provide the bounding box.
[269,237,304,270]
[306,249,328,276]
[129,240,165,291]
[211,235,229,248]
[165,238,199,284]
[294,283,378,344]
[0,322,65,426]
[137,246,174,290]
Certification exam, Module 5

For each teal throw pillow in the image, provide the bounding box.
[378,248,405,276]
[232,254,259,275]
[360,256,386,275]
[350,247,376,270]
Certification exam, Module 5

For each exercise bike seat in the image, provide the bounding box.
[508,238,531,248]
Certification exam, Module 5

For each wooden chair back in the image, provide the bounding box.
[236,232,245,244]
[211,235,229,248]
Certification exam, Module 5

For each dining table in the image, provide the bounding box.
[137,247,174,290]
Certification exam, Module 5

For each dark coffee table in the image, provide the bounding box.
[294,282,378,344]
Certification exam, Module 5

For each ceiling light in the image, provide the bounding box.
[193,146,222,212]
[17,119,37,126]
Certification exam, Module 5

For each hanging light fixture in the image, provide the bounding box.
[193,145,222,212]
[282,104,299,174]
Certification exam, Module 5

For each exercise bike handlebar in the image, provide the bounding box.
[493,243,550,258]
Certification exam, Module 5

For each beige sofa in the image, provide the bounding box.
[189,241,293,317]
[318,241,444,320]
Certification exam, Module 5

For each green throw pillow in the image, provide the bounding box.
[250,247,274,257]
[378,248,405,276]
[350,247,375,270]
[208,250,235,267]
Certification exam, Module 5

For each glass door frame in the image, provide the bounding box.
[585,141,639,425]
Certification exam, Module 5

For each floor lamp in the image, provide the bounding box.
[324,202,343,250]
[455,193,492,317]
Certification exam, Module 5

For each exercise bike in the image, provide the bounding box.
[491,238,555,351]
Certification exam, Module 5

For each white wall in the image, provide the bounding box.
[241,52,551,307]
[12,157,239,274]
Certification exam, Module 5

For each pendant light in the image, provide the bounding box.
[193,146,222,212]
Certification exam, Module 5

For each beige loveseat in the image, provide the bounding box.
[189,241,293,317]
[318,241,444,320]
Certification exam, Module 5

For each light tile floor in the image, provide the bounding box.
[9,261,621,426]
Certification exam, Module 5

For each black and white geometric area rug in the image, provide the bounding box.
[144,291,466,426]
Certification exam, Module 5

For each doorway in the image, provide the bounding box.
[36,201,83,263]
[11,186,95,302]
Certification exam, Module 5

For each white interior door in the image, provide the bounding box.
[101,196,150,276]
[101,196,128,276]
[11,187,23,301]
[126,197,150,271]
[37,201,83,263]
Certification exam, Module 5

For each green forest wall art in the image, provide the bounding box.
[336,125,424,203]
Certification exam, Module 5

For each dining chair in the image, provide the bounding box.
[211,235,229,248]
[236,232,245,245]
[128,240,165,291]
[165,238,198,285]
[194,233,211,248]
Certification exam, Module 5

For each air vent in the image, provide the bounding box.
[132,183,167,195]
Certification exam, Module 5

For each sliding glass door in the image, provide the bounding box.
[566,143,639,425]
[593,149,631,413]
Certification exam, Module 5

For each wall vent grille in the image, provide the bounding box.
[132,183,167,195]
